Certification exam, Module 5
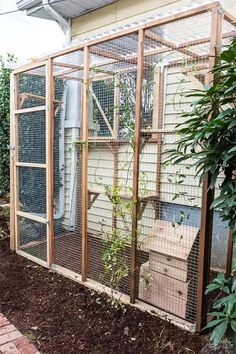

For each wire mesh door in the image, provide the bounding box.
[13,63,49,266]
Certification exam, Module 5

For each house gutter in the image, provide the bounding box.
[42,0,71,220]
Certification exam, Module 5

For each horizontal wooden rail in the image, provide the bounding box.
[14,106,46,115]
[15,162,47,168]
[140,128,176,134]
[17,210,48,224]
[17,250,48,268]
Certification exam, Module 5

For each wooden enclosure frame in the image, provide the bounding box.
[9,1,236,333]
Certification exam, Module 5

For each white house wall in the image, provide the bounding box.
[60,64,208,242]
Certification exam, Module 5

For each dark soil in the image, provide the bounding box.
[0,196,9,205]
[0,240,207,354]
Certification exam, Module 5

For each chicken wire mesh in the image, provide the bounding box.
[52,50,84,274]
[16,67,48,263]
[17,66,46,108]
[18,217,47,262]
[12,4,236,329]
[85,33,139,296]
[135,18,212,322]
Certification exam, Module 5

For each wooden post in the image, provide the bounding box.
[10,73,16,251]
[81,46,89,282]
[46,59,55,267]
[112,143,119,229]
[13,75,20,252]
[153,65,166,220]
[226,229,233,277]
[195,4,223,333]
[130,29,145,304]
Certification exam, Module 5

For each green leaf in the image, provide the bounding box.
[210,320,228,346]
[223,286,230,295]
[231,319,236,332]
[205,283,221,294]
[228,146,236,154]
[231,277,236,292]
[203,318,225,330]
[207,312,226,318]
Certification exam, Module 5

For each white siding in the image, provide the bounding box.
[61,65,209,240]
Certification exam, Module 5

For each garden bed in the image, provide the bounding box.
[0,237,208,354]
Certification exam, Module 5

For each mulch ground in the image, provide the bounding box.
[0,217,207,353]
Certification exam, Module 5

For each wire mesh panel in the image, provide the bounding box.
[18,216,47,261]
[17,66,46,108]
[18,111,46,164]
[18,166,46,216]
[86,33,139,297]
[16,66,48,264]
[52,50,84,274]
[135,17,215,323]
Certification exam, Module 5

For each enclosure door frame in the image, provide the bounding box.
[10,60,54,269]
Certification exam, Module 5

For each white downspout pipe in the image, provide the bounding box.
[42,0,71,219]
[42,0,71,45]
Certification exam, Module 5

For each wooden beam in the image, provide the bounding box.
[87,30,235,71]
[13,76,20,252]
[112,143,119,229]
[81,46,89,282]
[196,5,223,333]
[10,73,16,251]
[46,58,55,268]
[17,210,47,224]
[90,88,114,136]
[226,229,233,277]
[54,61,83,70]
[12,2,225,75]
[179,30,236,51]
[15,162,47,168]
[90,46,150,68]
[145,30,200,59]
[13,60,47,75]
[54,67,80,78]
[153,66,166,219]
[113,74,120,140]
[18,93,63,104]
[223,9,236,24]
[14,106,46,115]
[44,2,220,61]
[130,28,145,304]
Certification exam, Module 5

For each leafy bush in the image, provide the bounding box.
[205,272,236,346]
[0,54,16,195]
[167,37,236,345]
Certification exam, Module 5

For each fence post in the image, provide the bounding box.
[81,46,89,282]
[195,4,223,332]
[226,229,233,277]
[10,73,16,251]
[46,58,55,268]
[130,29,145,304]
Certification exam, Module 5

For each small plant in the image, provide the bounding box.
[140,269,153,291]
[204,272,236,346]
[101,228,129,308]
[99,183,133,307]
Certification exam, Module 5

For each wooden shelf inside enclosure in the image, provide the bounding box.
[139,220,199,321]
